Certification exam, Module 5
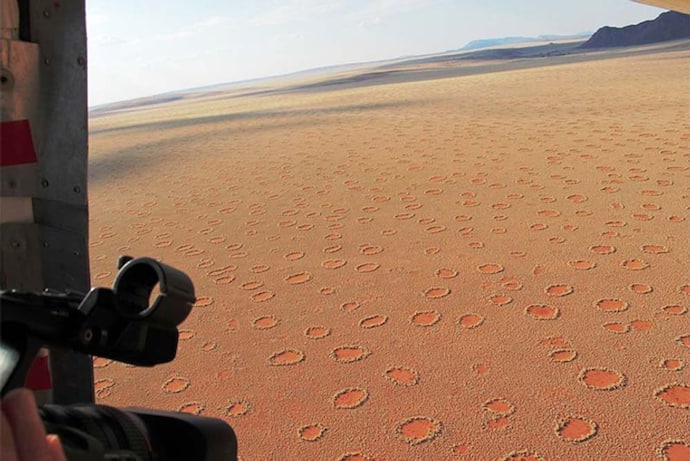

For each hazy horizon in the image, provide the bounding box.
[86,0,665,106]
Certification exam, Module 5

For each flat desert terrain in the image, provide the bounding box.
[88,42,690,460]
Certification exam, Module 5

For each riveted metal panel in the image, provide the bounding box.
[29,0,88,207]
[0,222,43,291]
[0,164,40,196]
[0,197,33,222]
[24,0,93,404]
[33,197,88,234]
[40,224,89,291]
[1,0,46,296]
[1,32,41,206]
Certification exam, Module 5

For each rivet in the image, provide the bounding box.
[42,179,50,188]
[81,329,93,343]
[43,10,50,17]
[77,57,86,67]
[74,185,81,193]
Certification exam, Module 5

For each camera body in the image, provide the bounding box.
[0,256,238,461]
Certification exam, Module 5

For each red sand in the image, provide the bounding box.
[88,45,689,460]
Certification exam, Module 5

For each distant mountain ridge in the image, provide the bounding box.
[581,10,690,48]
[462,34,590,50]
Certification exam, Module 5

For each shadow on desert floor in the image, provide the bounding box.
[88,44,690,461]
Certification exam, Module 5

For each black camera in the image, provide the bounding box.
[0,256,238,461]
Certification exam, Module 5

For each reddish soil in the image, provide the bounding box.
[89,46,689,460]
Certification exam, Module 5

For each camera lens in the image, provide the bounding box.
[39,404,153,460]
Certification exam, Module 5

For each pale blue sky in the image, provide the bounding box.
[86,0,664,106]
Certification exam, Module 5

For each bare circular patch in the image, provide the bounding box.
[483,398,515,416]
[549,349,578,363]
[284,251,305,261]
[590,245,616,255]
[355,262,380,273]
[677,335,690,348]
[360,244,383,255]
[341,301,361,312]
[578,367,626,391]
[658,440,690,461]
[332,387,369,409]
[545,284,574,297]
[458,313,485,329]
[337,453,370,461]
[485,416,511,431]
[477,263,504,274]
[94,378,115,399]
[502,281,524,291]
[162,376,190,394]
[630,283,653,294]
[322,259,347,269]
[323,244,342,253]
[298,423,327,442]
[603,322,630,334]
[193,296,214,307]
[660,359,685,371]
[359,315,388,329]
[596,298,629,312]
[240,281,263,291]
[252,315,278,330]
[555,416,598,443]
[538,209,561,217]
[178,402,204,415]
[394,416,442,445]
[631,319,653,332]
[179,329,195,340]
[642,244,668,254]
[330,345,371,363]
[489,294,513,306]
[214,275,236,285]
[662,305,687,315]
[621,259,649,270]
[654,383,690,409]
[251,291,275,303]
[93,357,113,368]
[435,268,458,279]
[268,349,305,366]
[423,287,451,299]
[224,401,250,417]
[285,271,312,284]
[568,260,596,270]
[525,304,560,320]
[501,450,546,461]
[411,310,441,327]
[384,366,420,386]
[201,341,217,352]
[304,326,331,339]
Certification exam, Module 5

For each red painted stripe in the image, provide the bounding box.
[25,355,52,390]
[0,120,38,166]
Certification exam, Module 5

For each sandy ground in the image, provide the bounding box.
[88,45,690,461]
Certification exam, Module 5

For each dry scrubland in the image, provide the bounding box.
[88,46,690,461]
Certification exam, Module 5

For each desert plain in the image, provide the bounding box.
[88,41,690,460]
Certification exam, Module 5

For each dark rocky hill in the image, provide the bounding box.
[581,10,690,48]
